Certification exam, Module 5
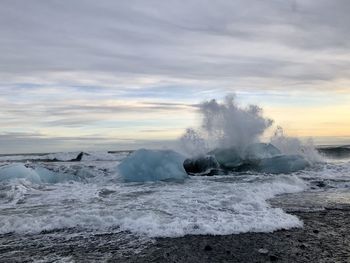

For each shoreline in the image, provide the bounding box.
[118,206,350,263]
[1,189,350,262]
[1,205,349,262]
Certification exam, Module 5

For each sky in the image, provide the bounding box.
[0,0,350,153]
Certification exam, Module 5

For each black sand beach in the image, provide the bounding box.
[122,208,350,263]
[1,191,349,263]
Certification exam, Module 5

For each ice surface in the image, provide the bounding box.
[244,143,281,161]
[187,144,308,174]
[117,149,188,182]
[208,148,243,169]
[0,164,42,183]
[0,164,76,184]
[257,155,310,174]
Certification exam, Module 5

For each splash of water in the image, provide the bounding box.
[270,126,322,163]
[180,94,273,155]
[180,94,322,163]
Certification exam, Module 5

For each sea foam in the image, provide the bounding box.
[0,170,306,236]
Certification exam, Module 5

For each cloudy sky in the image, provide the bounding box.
[1,0,350,153]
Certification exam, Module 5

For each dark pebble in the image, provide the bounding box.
[316,181,326,188]
[204,245,212,251]
[269,255,279,261]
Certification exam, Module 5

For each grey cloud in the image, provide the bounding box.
[1,0,350,84]
[0,98,196,128]
[1,0,350,153]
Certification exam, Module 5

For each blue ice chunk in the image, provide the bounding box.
[257,155,309,174]
[208,148,243,169]
[117,149,188,182]
[0,164,42,183]
[0,163,76,183]
[244,143,281,161]
[33,166,76,183]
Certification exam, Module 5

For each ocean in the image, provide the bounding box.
[0,147,350,261]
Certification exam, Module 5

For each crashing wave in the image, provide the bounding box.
[179,95,322,175]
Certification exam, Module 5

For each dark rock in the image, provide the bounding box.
[299,244,307,250]
[185,146,309,175]
[315,181,326,188]
[317,146,350,159]
[183,155,219,176]
[35,152,88,163]
[269,255,279,261]
[70,152,84,162]
[313,229,319,234]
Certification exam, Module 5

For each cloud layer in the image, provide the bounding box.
[0,0,350,152]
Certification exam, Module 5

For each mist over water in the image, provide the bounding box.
[180,95,273,155]
[270,127,322,163]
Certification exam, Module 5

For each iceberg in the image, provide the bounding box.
[244,143,281,161]
[117,149,188,182]
[208,148,243,169]
[256,155,310,174]
[184,144,309,175]
[0,164,41,183]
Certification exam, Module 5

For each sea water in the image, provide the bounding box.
[0,150,349,238]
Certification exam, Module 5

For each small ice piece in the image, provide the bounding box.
[208,147,243,169]
[33,166,76,183]
[257,155,309,174]
[117,149,188,182]
[258,248,269,254]
[0,164,41,183]
[0,163,76,183]
[244,143,281,161]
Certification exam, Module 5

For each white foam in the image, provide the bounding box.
[82,151,130,161]
[0,172,306,236]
